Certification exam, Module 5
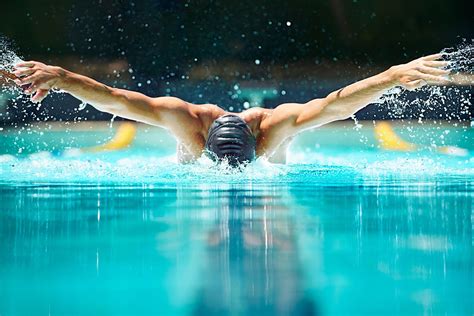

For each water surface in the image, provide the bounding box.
[0,124,472,315]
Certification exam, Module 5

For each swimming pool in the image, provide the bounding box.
[0,122,473,315]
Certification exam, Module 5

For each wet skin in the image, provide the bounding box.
[10,54,454,163]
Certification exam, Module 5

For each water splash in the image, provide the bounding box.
[0,36,23,72]
[1,36,65,103]
[78,102,88,111]
[378,40,473,122]
[442,40,474,74]
[0,37,25,99]
[109,115,116,128]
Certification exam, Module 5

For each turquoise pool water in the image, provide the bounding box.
[0,122,473,315]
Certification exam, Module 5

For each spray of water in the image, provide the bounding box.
[0,36,26,101]
[378,40,473,122]
[442,40,474,74]
[0,36,88,111]
[0,36,24,72]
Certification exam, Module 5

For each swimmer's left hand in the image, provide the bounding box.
[388,53,452,90]
[13,61,65,103]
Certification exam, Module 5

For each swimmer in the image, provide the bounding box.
[6,54,464,165]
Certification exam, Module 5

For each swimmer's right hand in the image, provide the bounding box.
[13,61,66,103]
[387,53,451,91]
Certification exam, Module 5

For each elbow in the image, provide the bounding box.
[319,96,355,121]
[327,110,355,123]
[335,109,355,121]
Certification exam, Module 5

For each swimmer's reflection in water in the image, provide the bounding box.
[4,52,462,166]
[191,188,317,316]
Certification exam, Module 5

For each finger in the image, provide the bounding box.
[424,60,449,68]
[31,89,49,103]
[421,53,442,61]
[405,79,426,91]
[17,74,37,85]
[416,73,452,85]
[418,66,450,76]
[24,83,40,95]
[15,61,36,68]
[13,68,36,78]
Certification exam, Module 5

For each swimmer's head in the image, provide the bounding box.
[205,114,256,167]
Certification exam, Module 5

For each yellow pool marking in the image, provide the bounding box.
[374,121,416,151]
[82,122,136,152]
[374,121,468,156]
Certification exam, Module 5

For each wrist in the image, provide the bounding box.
[383,66,400,87]
[53,67,70,90]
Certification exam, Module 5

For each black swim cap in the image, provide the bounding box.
[205,114,256,166]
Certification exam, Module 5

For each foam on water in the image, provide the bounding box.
[0,150,294,185]
[1,147,473,187]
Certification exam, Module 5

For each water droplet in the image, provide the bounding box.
[109,115,116,129]
[78,102,88,111]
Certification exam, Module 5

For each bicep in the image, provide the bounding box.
[269,100,329,133]
[271,96,351,134]
[294,97,349,130]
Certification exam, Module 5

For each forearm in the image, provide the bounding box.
[295,70,396,128]
[322,70,395,117]
[56,68,161,124]
[313,69,472,122]
[57,68,118,111]
[271,54,449,135]
[14,61,200,131]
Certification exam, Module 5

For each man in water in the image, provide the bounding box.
[11,54,452,165]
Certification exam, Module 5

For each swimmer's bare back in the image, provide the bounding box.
[9,54,454,163]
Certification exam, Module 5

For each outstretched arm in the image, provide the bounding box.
[12,61,197,128]
[266,54,452,134]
